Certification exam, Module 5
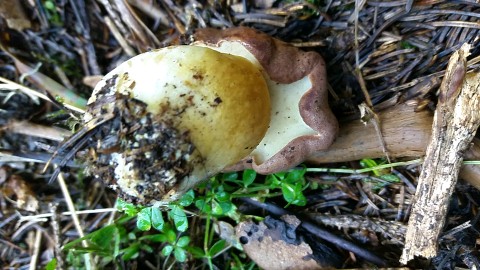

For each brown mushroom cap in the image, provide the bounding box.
[193,27,338,174]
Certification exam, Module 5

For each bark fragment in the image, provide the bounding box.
[400,44,480,263]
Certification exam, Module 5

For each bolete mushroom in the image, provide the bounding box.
[75,27,337,205]
[193,27,338,174]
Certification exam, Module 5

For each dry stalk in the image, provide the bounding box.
[28,228,42,270]
[55,167,96,270]
[400,43,480,263]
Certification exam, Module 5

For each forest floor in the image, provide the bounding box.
[1,0,480,269]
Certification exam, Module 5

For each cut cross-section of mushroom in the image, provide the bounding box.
[193,27,338,174]
[82,45,270,204]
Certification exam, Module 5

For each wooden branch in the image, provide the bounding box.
[400,44,480,263]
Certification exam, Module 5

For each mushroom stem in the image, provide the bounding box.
[307,104,432,162]
[306,103,480,190]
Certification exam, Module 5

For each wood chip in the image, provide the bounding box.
[400,43,480,263]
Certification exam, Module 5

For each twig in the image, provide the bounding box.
[307,214,406,245]
[400,43,480,263]
[104,16,136,57]
[0,77,85,113]
[55,166,95,270]
[4,120,71,141]
[358,103,391,163]
[12,220,47,241]
[18,208,118,222]
[353,0,391,163]
[68,0,101,75]
[28,228,42,270]
[50,203,65,270]
[2,48,88,110]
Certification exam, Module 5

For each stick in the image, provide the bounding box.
[238,197,387,266]
[400,44,480,263]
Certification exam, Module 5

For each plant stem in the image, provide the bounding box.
[203,213,214,270]
[306,159,423,174]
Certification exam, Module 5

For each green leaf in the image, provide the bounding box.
[91,225,117,250]
[44,0,55,10]
[360,158,378,168]
[380,174,401,183]
[400,40,416,49]
[195,199,212,214]
[280,182,307,206]
[293,182,304,193]
[165,228,177,244]
[116,199,138,216]
[212,201,224,215]
[63,246,108,255]
[151,207,165,231]
[162,245,174,256]
[292,183,307,206]
[274,172,287,180]
[127,232,137,241]
[169,205,188,232]
[266,174,281,188]
[63,235,89,251]
[176,236,190,248]
[186,246,205,258]
[208,239,226,257]
[141,244,154,253]
[242,169,256,187]
[121,244,140,260]
[281,183,296,203]
[45,258,57,270]
[136,208,152,231]
[139,233,167,242]
[291,193,307,206]
[285,168,306,184]
[215,190,230,202]
[218,201,233,214]
[222,172,239,181]
[179,190,195,206]
[174,247,187,262]
[360,158,381,176]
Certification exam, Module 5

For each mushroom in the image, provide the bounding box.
[193,27,338,174]
[75,27,337,205]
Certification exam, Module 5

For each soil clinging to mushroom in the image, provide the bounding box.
[80,74,200,205]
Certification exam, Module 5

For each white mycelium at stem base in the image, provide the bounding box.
[86,46,270,204]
